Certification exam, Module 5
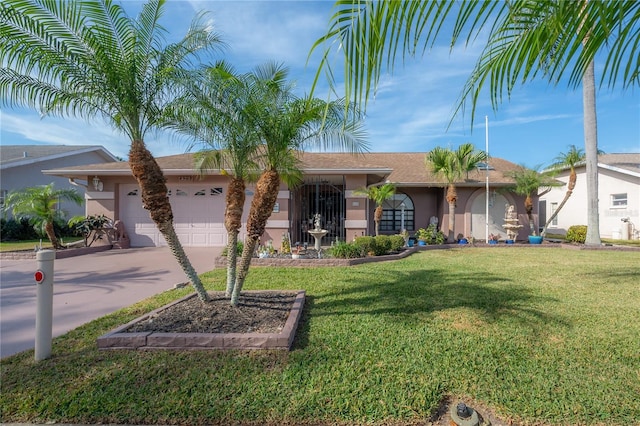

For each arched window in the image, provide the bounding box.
[380,193,414,232]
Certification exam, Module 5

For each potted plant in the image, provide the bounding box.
[488,233,500,244]
[415,228,429,246]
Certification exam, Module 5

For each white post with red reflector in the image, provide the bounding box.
[35,250,55,361]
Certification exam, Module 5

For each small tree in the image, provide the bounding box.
[540,145,587,237]
[426,143,487,242]
[504,165,561,236]
[354,183,396,236]
[4,183,83,249]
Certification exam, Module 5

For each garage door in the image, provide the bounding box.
[119,183,228,247]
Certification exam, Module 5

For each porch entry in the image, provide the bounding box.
[290,176,346,246]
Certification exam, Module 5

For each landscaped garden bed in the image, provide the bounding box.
[98,290,305,351]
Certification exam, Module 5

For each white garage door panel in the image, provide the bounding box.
[119,183,228,247]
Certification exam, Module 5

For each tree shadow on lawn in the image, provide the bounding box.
[311,265,568,331]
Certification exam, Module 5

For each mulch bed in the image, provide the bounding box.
[125,291,297,334]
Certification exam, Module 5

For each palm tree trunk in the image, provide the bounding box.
[542,168,578,236]
[374,205,383,236]
[44,222,62,249]
[541,189,573,237]
[446,184,457,242]
[232,236,259,305]
[225,231,239,297]
[583,59,601,245]
[232,169,280,306]
[524,194,535,235]
[224,177,246,297]
[128,139,210,302]
[160,221,210,302]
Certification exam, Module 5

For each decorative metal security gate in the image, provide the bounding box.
[290,177,345,246]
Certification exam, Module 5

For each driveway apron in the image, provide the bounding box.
[0,247,218,359]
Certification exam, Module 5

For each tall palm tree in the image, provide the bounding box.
[426,143,487,242]
[231,65,368,306]
[504,165,561,236]
[4,183,83,249]
[540,145,586,237]
[354,183,396,236]
[312,1,637,110]
[312,0,638,246]
[0,0,224,301]
[163,62,264,297]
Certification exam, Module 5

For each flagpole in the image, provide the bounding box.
[485,115,489,243]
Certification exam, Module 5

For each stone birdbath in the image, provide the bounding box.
[308,213,328,251]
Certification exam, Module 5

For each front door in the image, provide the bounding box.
[290,177,345,246]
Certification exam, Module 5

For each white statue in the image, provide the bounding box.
[313,213,321,231]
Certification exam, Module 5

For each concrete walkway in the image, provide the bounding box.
[0,246,220,359]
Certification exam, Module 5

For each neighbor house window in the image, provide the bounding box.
[380,193,414,232]
[550,202,558,226]
[611,193,627,207]
[0,189,7,209]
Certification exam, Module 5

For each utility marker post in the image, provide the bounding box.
[35,250,55,361]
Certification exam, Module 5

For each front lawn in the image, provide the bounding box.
[1,248,639,425]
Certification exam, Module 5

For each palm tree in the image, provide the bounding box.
[312,1,638,246]
[354,183,396,236]
[504,165,561,236]
[163,62,263,297]
[0,0,225,301]
[312,1,637,110]
[540,145,586,237]
[4,183,83,249]
[426,143,487,242]
[231,65,368,306]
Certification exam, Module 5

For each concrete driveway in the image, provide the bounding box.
[0,246,220,359]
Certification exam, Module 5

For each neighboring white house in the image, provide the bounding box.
[1,145,119,220]
[539,153,640,240]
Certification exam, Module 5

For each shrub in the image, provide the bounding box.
[221,241,244,256]
[328,240,363,259]
[415,227,430,242]
[390,235,405,251]
[566,225,587,244]
[0,218,39,241]
[434,230,446,245]
[415,224,445,245]
[373,235,392,255]
[354,236,376,256]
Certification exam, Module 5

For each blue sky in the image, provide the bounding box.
[1,0,638,167]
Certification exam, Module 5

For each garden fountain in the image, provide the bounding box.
[502,204,523,242]
[308,213,328,250]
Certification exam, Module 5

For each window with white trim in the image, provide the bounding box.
[611,193,627,207]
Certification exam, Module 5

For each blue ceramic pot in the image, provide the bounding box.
[506,240,514,245]
[528,235,543,244]
[458,238,468,244]
[489,240,498,245]
[418,240,427,246]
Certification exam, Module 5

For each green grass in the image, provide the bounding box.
[0,238,83,252]
[0,239,53,251]
[1,248,639,425]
